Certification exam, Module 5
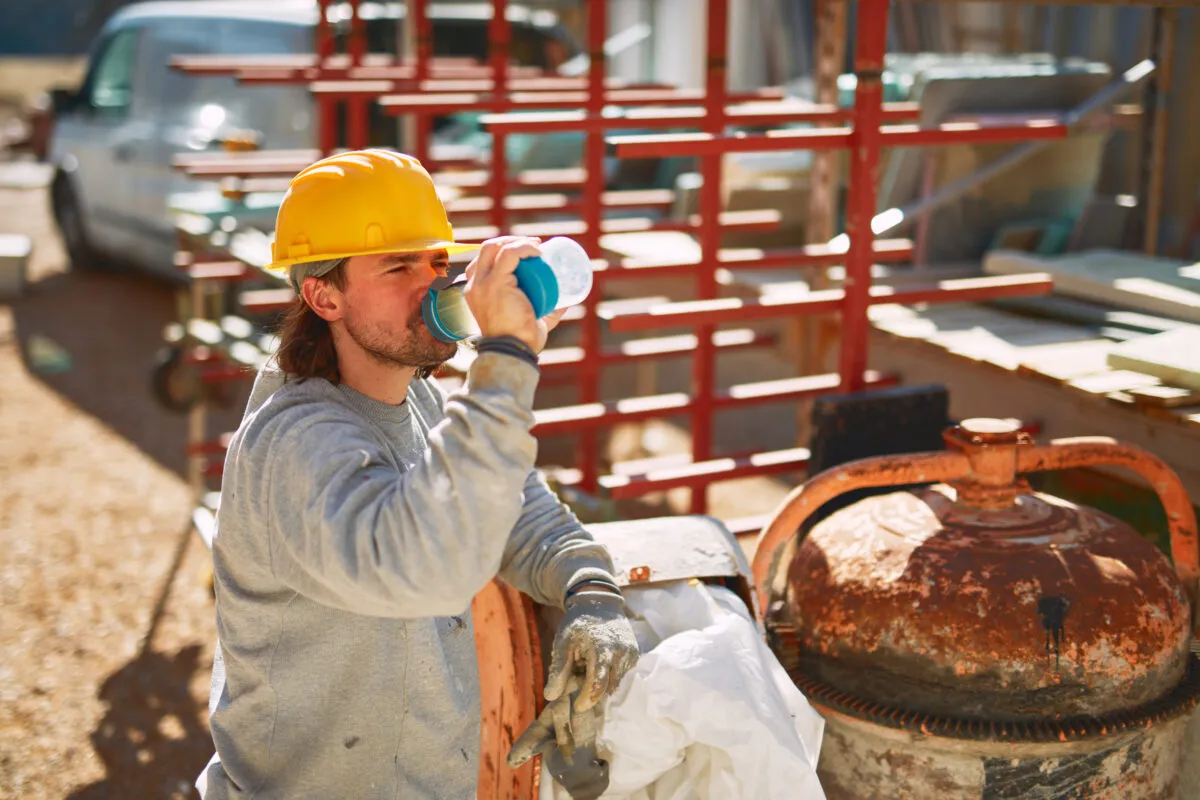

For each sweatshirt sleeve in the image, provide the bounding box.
[253,352,541,618]
[497,470,619,609]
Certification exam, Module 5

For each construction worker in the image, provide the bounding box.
[196,149,639,800]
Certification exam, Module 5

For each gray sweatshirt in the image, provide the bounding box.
[197,352,618,800]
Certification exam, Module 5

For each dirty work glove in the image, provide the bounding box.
[507,675,610,800]
[545,587,640,713]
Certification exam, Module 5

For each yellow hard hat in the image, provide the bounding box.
[264,149,477,273]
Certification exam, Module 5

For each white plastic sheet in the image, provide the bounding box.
[540,580,826,800]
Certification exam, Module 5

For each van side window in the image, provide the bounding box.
[87,29,140,117]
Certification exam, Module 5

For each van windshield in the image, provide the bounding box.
[139,18,315,149]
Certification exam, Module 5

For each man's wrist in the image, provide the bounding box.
[476,335,539,369]
[566,577,622,600]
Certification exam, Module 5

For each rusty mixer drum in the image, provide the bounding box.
[754,418,1200,799]
[787,486,1191,721]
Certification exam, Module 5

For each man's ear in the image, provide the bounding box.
[301,276,345,323]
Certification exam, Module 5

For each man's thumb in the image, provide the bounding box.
[507,718,555,768]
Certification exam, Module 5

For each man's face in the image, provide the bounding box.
[335,249,458,371]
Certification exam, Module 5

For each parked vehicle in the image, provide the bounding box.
[46,1,581,280]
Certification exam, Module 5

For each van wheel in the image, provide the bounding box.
[151,346,202,413]
[52,178,102,272]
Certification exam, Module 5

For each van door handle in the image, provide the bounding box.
[114,143,135,162]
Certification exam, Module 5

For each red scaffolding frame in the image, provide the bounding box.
[169,0,1146,525]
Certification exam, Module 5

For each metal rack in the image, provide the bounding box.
[159,0,1196,526]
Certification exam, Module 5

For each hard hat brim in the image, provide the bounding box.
[263,239,480,274]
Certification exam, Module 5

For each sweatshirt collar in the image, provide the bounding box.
[336,382,412,425]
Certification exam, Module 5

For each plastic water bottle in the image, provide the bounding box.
[422,237,594,343]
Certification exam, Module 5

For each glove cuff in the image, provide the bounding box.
[566,576,622,599]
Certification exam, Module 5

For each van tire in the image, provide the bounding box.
[51,177,103,272]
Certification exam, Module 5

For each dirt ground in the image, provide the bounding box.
[0,167,243,798]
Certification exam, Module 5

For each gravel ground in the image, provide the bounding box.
[0,173,236,799]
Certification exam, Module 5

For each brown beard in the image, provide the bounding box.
[342,303,457,377]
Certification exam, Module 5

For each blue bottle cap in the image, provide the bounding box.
[421,287,468,343]
[514,256,559,319]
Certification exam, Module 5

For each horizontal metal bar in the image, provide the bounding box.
[539,328,775,369]
[602,272,1055,331]
[723,514,773,536]
[239,288,296,312]
[186,262,250,281]
[452,208,780,242]
[610,119,1068,158]
[597,239,913,282]
[600,447,812,498]
[479,101,921,133]
[443,189,676,215]
[380,87,788,115]
[300,76,667,95]
[170,54,547,78]
[532,371,895,435]
[609,128,855,158]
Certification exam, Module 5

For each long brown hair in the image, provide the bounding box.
[275,260,348,384]
[273,259,440,382]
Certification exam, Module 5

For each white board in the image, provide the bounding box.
[983,249,1200,324]
[1105,327,1200,391]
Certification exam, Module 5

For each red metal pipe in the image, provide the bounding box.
[413,0,432,163]
[601,273,1054,332]
[490,0,509,101]
[574,0,609,493]
[837,0,891,393]
[532,371,897,437]
[316,0,335,60]
[349,0,367,65]
[688,0,731,514]
[347,96,370,149]
[379,88,799,115]
[601,447,812,498]
[609,128,855,158]
[594,238,913,282]
[607,119,1068,159]
[477,101,920,134]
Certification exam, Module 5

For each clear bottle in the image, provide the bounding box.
[422,236,594,343]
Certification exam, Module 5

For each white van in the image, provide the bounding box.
[47,1,578,281]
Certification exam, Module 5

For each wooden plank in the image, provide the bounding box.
[1105,327,1200,391]
[983,249,1200,324]
[1066,369,1162,396]
[1127,384,1200,408]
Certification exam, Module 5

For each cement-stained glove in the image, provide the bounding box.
[507,674,610,800]
[545,587,640,713]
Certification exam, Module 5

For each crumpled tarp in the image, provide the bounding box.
[541,580,826,800]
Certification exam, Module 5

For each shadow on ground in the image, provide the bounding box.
[9,267,249,479]
[65,644,212,800]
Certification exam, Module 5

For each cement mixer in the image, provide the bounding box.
[475,418,1200,799]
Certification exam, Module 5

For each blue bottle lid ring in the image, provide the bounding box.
[514,256,559,319]
[421,288,468,343]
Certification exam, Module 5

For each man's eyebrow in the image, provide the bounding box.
[379,252,451,267]
[379,253,424,266]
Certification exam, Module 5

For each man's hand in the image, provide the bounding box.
[464,236,567,353]
[508,674,610,800]
[544,589,639,714]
